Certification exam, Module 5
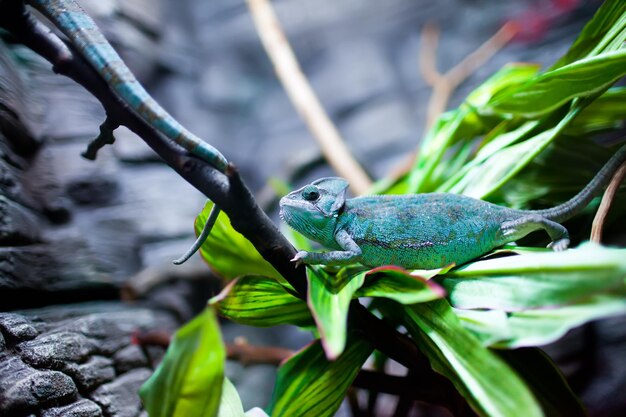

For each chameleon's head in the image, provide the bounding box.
[279,177,349,245]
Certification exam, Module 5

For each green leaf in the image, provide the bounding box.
[490,50,626,118]
[552,0,626,68]
[498,349,586,417]
[140,308,225,417]
[218,378,245,417]
[456,294,626,348]
[355,266,445,305]
[307,267,365,359]
[403,64,540,194]
[564,87,626,135]
[268,335,372,417]
[396,299,542,417]
[440,243,626,311]
[196,201,282,280]
[210,275,313,327]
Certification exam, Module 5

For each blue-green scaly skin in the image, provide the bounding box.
[28,0,228,171]
[280,144,626,270]
[337,194,511,269]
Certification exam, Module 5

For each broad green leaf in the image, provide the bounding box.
[218,378,245,417]
[397,299,542,417]
[457,107,581,199]
[307,267,365,359]
[565,87,626,135]
[268,335,372,417]
[467,63,541,108]
[490,50,626,118]
[210,275,313,327]
[196,201,282,280]
[498,349,586,417]
[140,308,225,417]
[495,137,614,210]
[552,0,626,68]
[405,64,541,194]
[439,121,538,194]
[440,243,626,311]
[456,294,626,348]
[355,266,445,305]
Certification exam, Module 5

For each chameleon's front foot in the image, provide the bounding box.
[291,251,310,267]
[547,238,570,252]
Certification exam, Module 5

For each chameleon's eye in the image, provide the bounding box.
[301,185,320,201]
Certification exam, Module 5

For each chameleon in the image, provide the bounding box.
[279,144,626,270]
[21,0,225,264]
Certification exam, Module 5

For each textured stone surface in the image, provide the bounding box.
[90,368,152,417]
[0,355,77,415]
[41,399,103,417]
[0,196,41,245]
[18,331,99,370]
[112,345,148,375]
[65,356,116,392]
[0,313,39,344]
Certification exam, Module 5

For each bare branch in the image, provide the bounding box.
[420,21,517,131]
[246,0,372,195]
[591,160,626,242]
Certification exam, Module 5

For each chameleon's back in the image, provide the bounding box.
[340,193,511,269]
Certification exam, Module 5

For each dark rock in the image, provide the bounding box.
[0,196,42,245]
[0,355,77,416]
[90,368,152,417]
[0,150,33,210]
[0,243,108,292]
[65,176,120,206]
[0,313,39,345]
[18,331,98,370]
[53,309,174,356]
[112,345,148,375]
[65,356,116,392]
[41,399,103,417]
[0,41,41,154]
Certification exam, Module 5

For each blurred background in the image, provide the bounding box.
[2,0,623,416]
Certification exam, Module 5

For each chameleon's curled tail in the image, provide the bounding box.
[28,0,228,171]
[532,143,626,223]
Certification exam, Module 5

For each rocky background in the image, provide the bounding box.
[1,0,624,416]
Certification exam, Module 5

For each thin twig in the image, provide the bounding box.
[387,21,517,182]
[227,336,294,366]
[591,160,626,242]
[246,0,371,195]
[421,21,518,132]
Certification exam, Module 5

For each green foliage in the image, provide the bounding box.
[390,299,543,417]
[146,3,626,417]
[267,336,372,417]
[140,308,225,417]
[306,266,365,359]
[210,275,313,327]
[440,243,626,310]
[498,349,586,417]
[195,201,283,281]
[355,266,445,305]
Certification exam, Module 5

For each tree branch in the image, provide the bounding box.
[246,0,372,195]
[591,159,626,242]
